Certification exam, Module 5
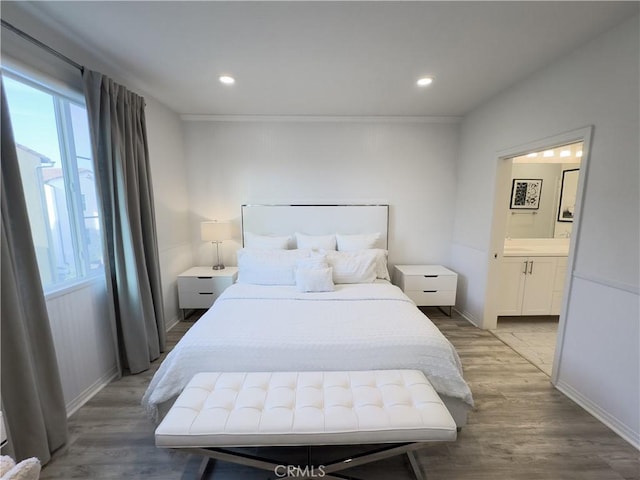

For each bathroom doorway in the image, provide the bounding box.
[494,140,583,375]
[484,127,592,380]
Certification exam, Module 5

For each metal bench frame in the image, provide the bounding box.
[185,441,429,480]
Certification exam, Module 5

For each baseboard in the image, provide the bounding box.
[555,379,640,450]
[165,314,181,332]
[454,307,481,328]
[65,366,119,418]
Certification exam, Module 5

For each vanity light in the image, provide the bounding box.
[219,75,235,85]
[560,150,571,157]
[576,150,583,157]
[526,153,538,158]
[416,76,434,87]
[543,150,554,157]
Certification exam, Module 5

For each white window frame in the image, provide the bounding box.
[3,68,104,297]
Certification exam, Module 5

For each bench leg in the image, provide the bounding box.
[196,457,215,480]
[406,450,427,480]
[196,457,216,480]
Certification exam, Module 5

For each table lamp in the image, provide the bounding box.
[200,220,233,270]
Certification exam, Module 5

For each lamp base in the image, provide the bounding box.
[212,264,225,270]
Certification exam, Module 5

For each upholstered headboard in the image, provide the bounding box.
[241,204,389,249]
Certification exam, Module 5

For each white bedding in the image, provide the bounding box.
[142,282,474,420]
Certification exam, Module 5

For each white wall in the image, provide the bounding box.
[452,16,639,446]
[182,118,460,269]
[146,101,192,328]
[45,281,118,417]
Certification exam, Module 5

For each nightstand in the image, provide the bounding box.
[177,266,238,319]
[394,265,458,316]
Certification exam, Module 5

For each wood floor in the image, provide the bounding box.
[40,308,639,480]
[492,316,559,376]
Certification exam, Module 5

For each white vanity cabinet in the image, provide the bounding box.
[497,256,561,316]
[550,257,568,315]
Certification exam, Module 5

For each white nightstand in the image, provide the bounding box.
[394,265,458,316]
[177,266,238,319]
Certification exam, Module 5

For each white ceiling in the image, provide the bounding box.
[16,1,639,117]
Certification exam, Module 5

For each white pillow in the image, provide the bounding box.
[336,232,381,251]
[295,232,337,250]
[326,250,377,284]
[296,251,328,269]
[370,248,391,281]
[296,267,335,292]
[244,232,291,249]
[237,248,311,285]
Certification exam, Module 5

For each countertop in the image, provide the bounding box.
[503,238,570,257]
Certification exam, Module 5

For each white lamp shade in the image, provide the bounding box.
[201,221,233,242]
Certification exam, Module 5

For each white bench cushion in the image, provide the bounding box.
[155,370,457,447]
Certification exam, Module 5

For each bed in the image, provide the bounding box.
[142,205,473,426]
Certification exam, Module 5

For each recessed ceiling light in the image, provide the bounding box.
[219,75,235,85]
[416,76,434,87]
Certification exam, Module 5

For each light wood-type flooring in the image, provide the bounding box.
[492,316,560,376]
[40,307,639,479]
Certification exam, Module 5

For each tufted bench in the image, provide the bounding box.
[155,370,457,480]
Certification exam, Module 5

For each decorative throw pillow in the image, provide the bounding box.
[295,267,335,292]
[1,456,41,480]
[237,248,311,285]
[0,456,16,476]
[295,251,328,270]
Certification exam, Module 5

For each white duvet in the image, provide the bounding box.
[142,282,474,420]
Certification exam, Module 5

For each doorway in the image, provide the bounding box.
[484,127,592,381]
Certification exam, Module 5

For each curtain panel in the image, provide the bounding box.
[1,79,68,463]
[83,70,166,374]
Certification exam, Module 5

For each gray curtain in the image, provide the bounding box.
[83,70,166,375]
[1,79,68,463]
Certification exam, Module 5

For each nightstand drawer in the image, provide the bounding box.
[404,290,456,307]
[402,274,457,291]
[178,276,218,294]
[179,292,217,309]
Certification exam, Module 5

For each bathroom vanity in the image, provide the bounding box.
[498,238,569,316]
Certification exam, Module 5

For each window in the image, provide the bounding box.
[3,73,104,292]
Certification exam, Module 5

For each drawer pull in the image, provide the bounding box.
[199,292,214,295]
[423,275,439,278]
[197,276,213,279]
[423,290,437,293]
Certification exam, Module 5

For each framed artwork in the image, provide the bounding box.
[557,169,579,222]
[510,179,543,210]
